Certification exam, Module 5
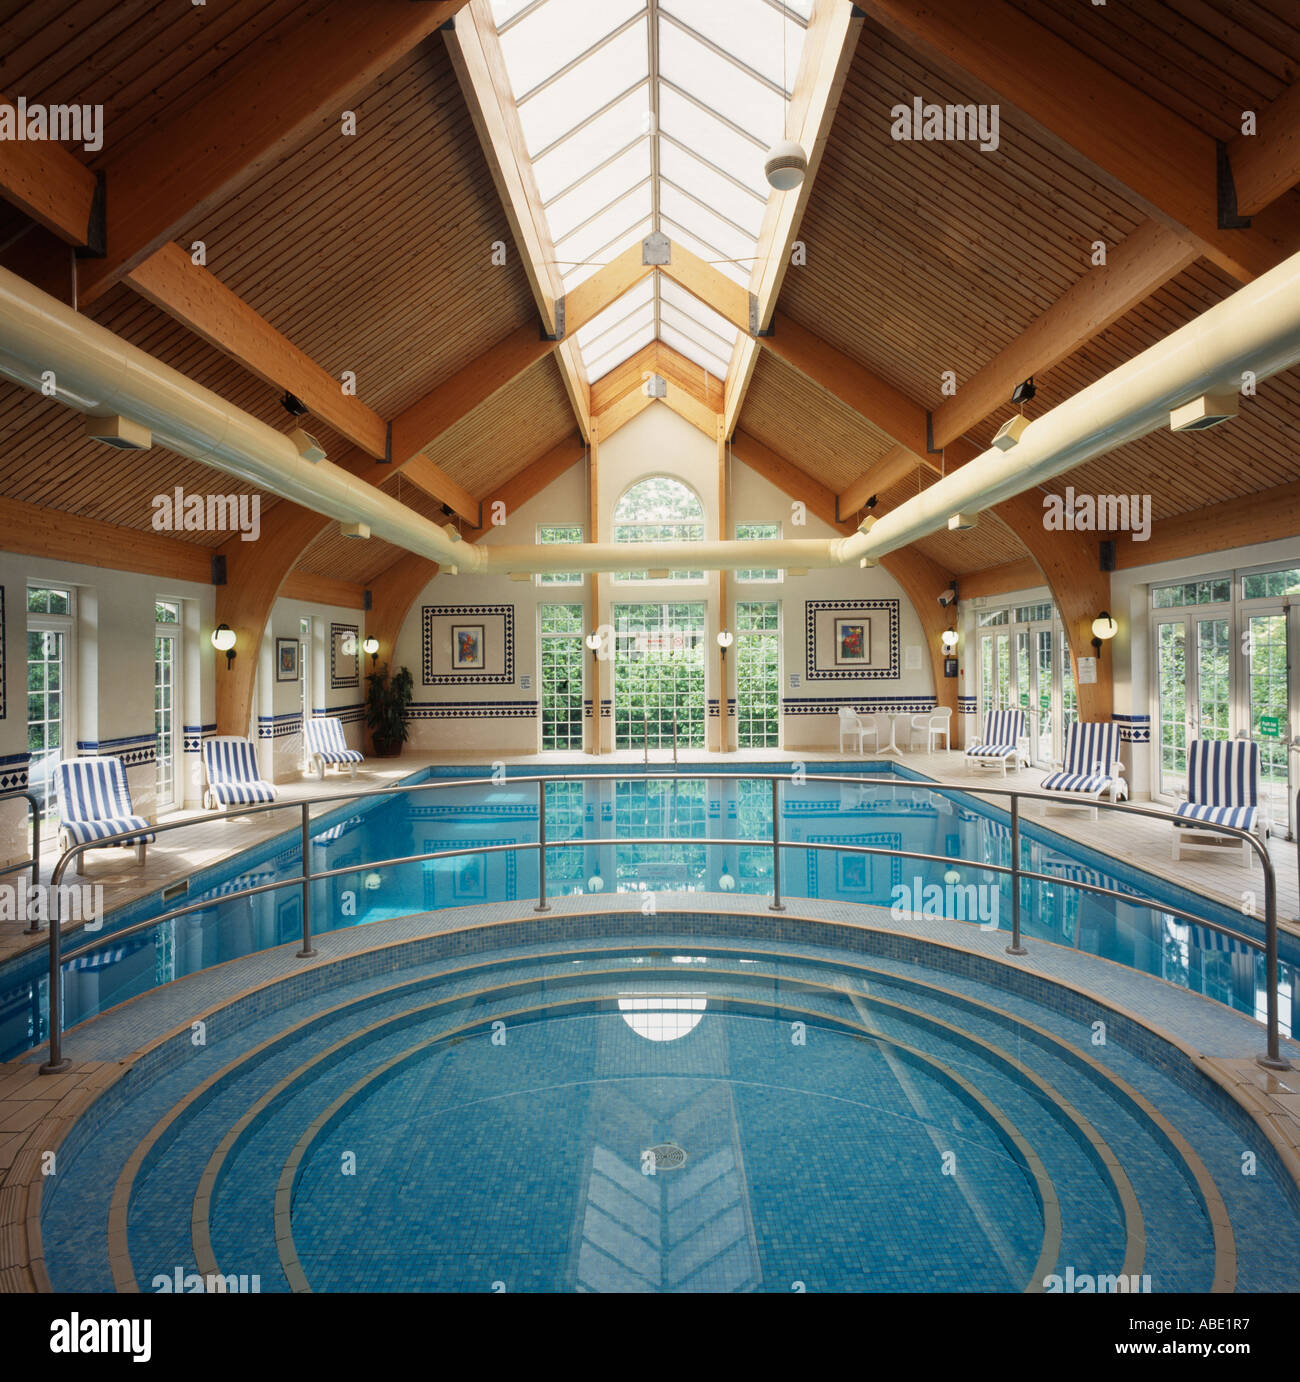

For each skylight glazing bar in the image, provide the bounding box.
[657,76,769,151]
[495,0,552,37]
[658,130,769,204]
[659,9,791,98]
[542,133,648,209]
[531,78,650,163]
[660,216,746,271]
[552,175,653,249]
[660,301,738,358]
[757,0,811,28]
[561,216,653,274]
[515,8,649,106]
[661,175,762,243]
[580,298,656,355]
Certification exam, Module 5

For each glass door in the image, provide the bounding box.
[1155,618,1189,799]
[1245,610,1289,832]
[1153,611,1232,803]
[613,602,706,749]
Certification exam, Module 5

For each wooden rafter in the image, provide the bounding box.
[77,1,470,305]
[0,90,99,248]
[1229,80,1300,218]
[858,0,1300,284]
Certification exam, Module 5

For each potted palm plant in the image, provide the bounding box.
[366,664,414,757]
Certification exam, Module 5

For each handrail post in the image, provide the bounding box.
[535,777,550,913]
[40,859,70,1073]
[296,802,316,958]
[1258,847,1288,1069]
[769,776,785,912]
[1006,794,1027,956]
[22,791,42,935]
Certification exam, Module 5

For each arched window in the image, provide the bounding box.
[613,476,704,583]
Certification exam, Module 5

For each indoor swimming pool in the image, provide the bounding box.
[1,761,1293,1064]
[36,918,1300,1293]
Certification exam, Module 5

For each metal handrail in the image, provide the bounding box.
[35,770,1291,1074]
[0,789,42,932]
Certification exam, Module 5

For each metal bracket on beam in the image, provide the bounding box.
[925,411,944,455]
[211,554,227,586]
[74,171,107,259]
[540,297,566,341]
[749,293,774,337]
[643,231,671,265]
[1216,140,1252,229]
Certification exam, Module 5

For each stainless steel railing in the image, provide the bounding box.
[0,789,42,932]
[32,771,1291,1074]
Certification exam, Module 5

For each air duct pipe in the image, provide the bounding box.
[831,246,1300,567]
[0,265,481,573]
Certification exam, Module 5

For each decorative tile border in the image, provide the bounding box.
[408,700,538,721]
[75,732,156,767]
[329,622,360,690]
[256,711,303,741]
[421,604,515,686]
[1114,713,1152,744]
[0,749,30,791]
[959,695,978,717]
[182,723,217,754]
[783,695,937,716]
[804,598,900,681]
[311,702,365,726]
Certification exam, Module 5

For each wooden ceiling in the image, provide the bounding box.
[0,0,1298,602]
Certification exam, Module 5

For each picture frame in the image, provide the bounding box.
[275,636,299,683]
[836,852,871,892]
[451,623,485,671]
[330,623,359,689]
[834,617,870,666]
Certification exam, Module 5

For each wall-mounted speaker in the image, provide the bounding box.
[1099,540,1116,572]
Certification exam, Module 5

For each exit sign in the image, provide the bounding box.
[1259,715,1281,739]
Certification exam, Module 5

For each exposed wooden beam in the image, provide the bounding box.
[1230,80,1300,217]
[749,1,862,329]
[661,242,751,334]
[662,385,721,439]
[444,0,562,335]
[77,1,469,305]
[655,341,726,414]
[361,553,441,745]
[280,571,368,609]
[1112,480,1300,570]
[929,220,1199,451]
[127,243,389,457]
[837,445,922,519]
[0,224,76,305]
[859,0,1299,283]
[0,497,211,582]
[566,242,653,334]
[959,557,1044,600]
[724,335,759,440]
[0,93,99,248]
[590,342,659,415]
[764,311,930,455]
[594,386,655,439]
[388,323,553,465]
[400,455,482,528]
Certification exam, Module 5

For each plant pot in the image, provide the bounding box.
[372,737,403,759]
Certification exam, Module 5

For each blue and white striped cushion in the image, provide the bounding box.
[1175,801,1258,831]
[965,710,1024,757]
[304,716,364,764]
[1186,739,1258,809]
[57,758,155,845]
[1041,771,1111,794]
[1061,721,1121,777]
[202,737,277,805]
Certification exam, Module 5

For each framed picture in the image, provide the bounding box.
[275,636,299,683]
[330,623,359,689]
[837,852,871,892]
[834,617,870,666]
[451,623,485,671]
[452,852,486,900]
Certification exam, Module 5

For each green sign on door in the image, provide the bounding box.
[1259,714,1281,739]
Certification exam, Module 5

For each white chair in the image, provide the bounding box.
[1172,739,1268,866]
[303,716,364,780]
[201,736,278,810]
[838,707,879,754]
[909,707,952,752]
[964,710,1029,775]
[55,757,154,874]
[1041,722,1127,819]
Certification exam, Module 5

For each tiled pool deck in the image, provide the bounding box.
[2,888,1299,1293]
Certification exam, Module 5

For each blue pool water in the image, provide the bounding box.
[2,761,1295,1062]
[38,923,1300,1292]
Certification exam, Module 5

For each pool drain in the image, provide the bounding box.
[647,1143,687,1171]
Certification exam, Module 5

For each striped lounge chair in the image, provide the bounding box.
[201,736,278,811]
[1172,739,1267,866]
[964,710,1029,775]
[303,716,364,780]
[55,757,154,874]
[1040,722,1128,818]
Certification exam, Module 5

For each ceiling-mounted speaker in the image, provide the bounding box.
[1100,540,1116,572]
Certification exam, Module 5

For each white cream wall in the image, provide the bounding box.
[0,553,216,865]
[258,595,369,782]
[391,404,938,756]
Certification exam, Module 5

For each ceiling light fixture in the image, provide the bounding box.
[210,623,237,669]
[280,391,308,418]
[1091,611,1118,655]
[765,19,806,189]
[1011,377,1036,404]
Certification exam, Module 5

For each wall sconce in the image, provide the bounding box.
[1091,611,1118,655]
[941,629,959,651]
[585,631,603,664]
[716,629,734,660]
[210,623,236,669]
[363,636,379,667]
